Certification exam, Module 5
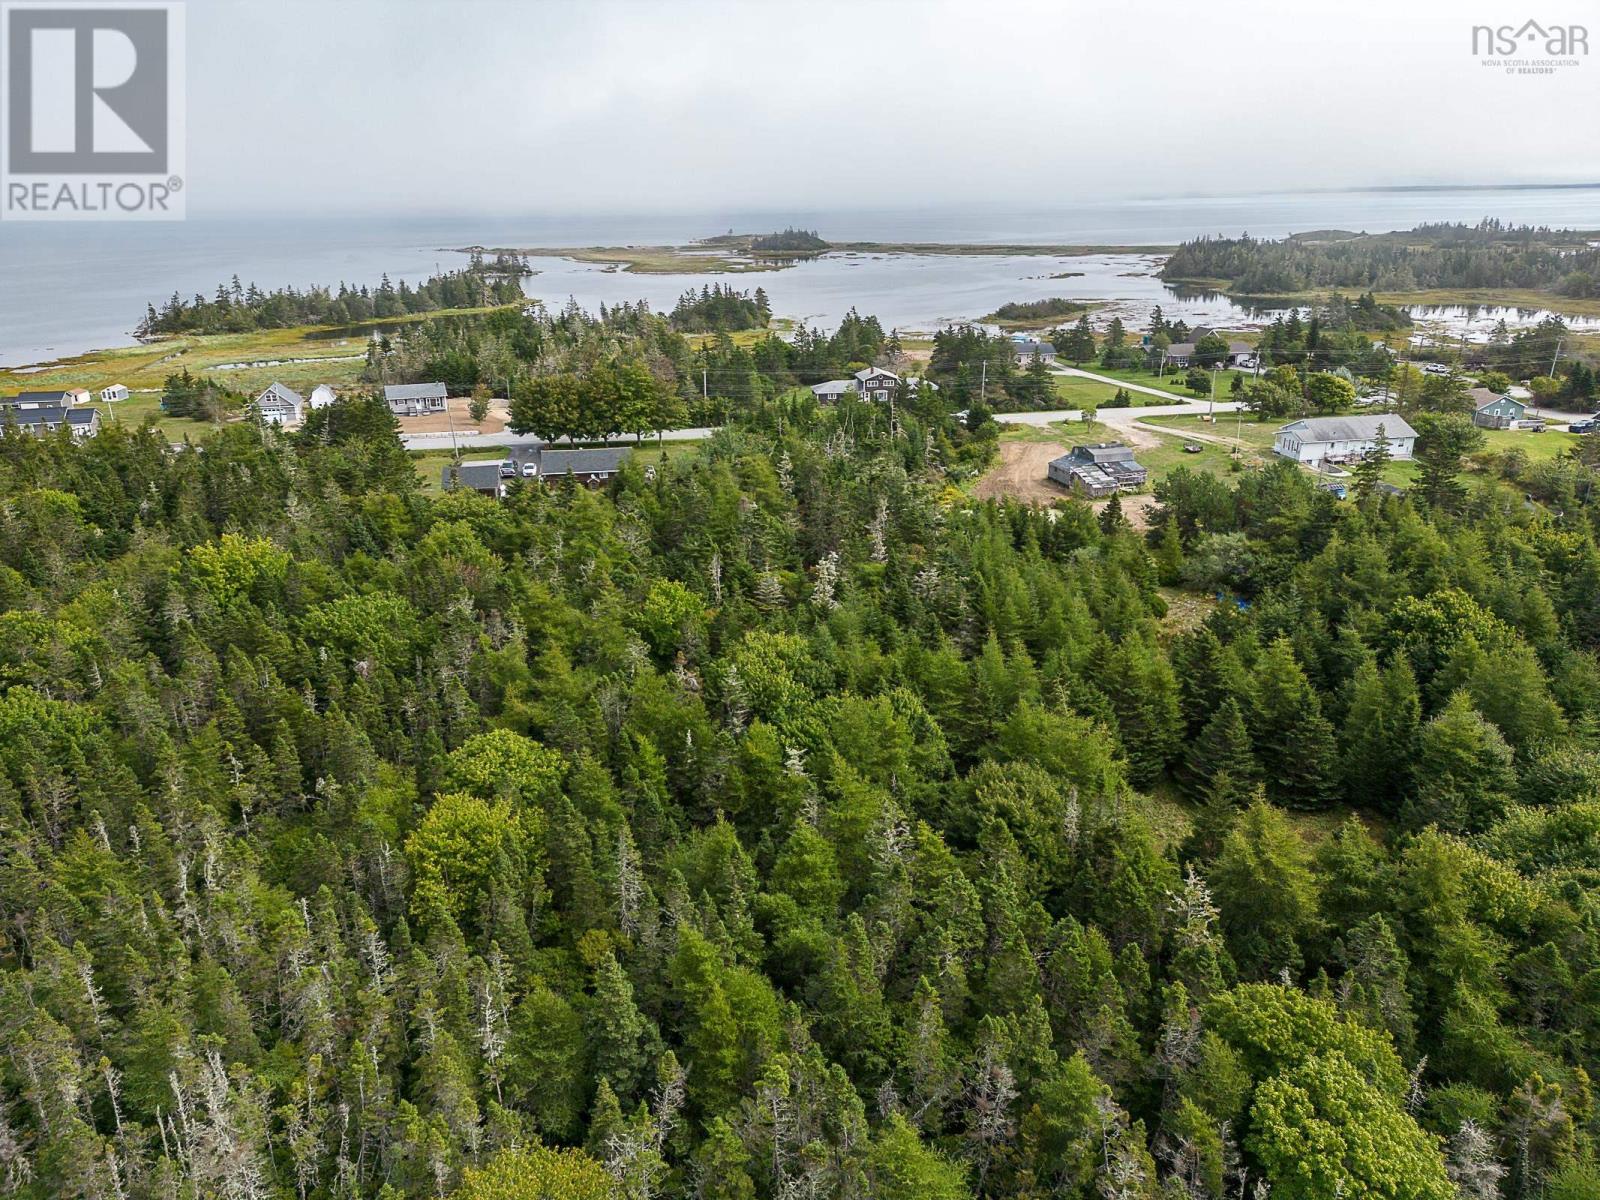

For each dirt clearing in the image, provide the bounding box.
[975,439,1072,503]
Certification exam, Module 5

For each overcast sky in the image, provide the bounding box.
[192,0,1600,216]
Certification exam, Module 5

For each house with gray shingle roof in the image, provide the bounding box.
[1274,413,1416,464]
[384,381,448,416]
[255,382,304,427]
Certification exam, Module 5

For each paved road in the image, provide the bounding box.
[402,398,1244,455]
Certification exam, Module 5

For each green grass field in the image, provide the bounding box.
[411,437,704,495]
[0,305,522,400]
[1051,375,1146,408]
[1066,361,1254,396]
[1142,413,1585,488]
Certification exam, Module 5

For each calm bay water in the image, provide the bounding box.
[2,188,1598,367]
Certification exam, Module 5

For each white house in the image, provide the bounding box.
[1273,413,1417,465]
[309,384,338,410]
[1012,339,1057,365]
[384,381,448,416]
[99,384,129,403]
[255,382,305,427]
[66,388,91,406]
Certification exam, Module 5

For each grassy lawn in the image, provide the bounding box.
[412,437,705,495]
[1143,413,1585,488]
[1068,361,1254,396]
[1,305,521,399]
[1143,412,1275,448]
[1050,375,1144,408]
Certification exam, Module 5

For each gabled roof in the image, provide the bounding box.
[384,381,448,401]
[7,390,73,404]
[853,367,900,382]
[0,405,97,427]
[540,448,629,476]
[811,379,854,394]
[257,382,304,405]
[1277,413,1417,442]
[1469,387,1520,410]
[1163,342,1196,357]
[1014,340,1057,355]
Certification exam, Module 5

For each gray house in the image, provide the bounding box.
[0,405,100,439]
[384,381,449,416]
[1012,339,1057,365]
[810,379,854,403]
[6,390,75,409]
[1470,388,1528,429]
[442,446,632,496]
[1047,442,1148,497]
[255,382,305,427]
[853,368,901,401]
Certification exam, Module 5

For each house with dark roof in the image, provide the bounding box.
[853,368,900,401]
[384,382,449,416]
[0,405,100,439]
[6,390,76,409]
[1470,388,1528,429]
[1012,339,1057,365]
[442,446,632,496]
[1161,338,1255,369]
[1047,442,1147,497]
[1273,413,1417,464]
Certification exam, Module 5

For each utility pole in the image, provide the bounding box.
[443,389,459,462]
[980,359,987,407]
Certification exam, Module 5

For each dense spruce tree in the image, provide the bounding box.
[4,305,1600,1200]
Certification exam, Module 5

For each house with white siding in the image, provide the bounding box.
[384,381,448,416]
[1273,413,1416,465]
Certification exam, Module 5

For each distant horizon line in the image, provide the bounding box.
[140,180,1600,224]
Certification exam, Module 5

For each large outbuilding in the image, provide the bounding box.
[1047,442,1148,497]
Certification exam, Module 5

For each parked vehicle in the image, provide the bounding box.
[499,460,517,477]
[1569,419,1599,434]
[1183,443,1203,454]
[522,462,538,477]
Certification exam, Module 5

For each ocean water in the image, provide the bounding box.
[2,188,1597,367]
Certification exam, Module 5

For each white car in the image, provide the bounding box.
[521,462,538,478]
